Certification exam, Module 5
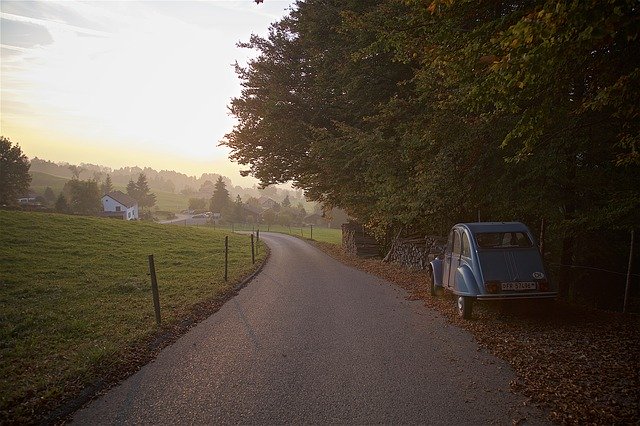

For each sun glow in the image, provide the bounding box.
[1,1,292,182]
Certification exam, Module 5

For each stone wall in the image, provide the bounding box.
[383,235,447,270]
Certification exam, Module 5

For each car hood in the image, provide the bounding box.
[477,248,545,282]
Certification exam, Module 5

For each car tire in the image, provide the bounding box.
[457,296,473,319]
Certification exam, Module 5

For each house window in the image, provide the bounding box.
[115,206,121,212]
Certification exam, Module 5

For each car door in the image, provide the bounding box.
[442,229,454,287]
[446,230,461,289]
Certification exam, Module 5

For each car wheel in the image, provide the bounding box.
[457,296,473,319]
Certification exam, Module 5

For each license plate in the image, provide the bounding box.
[501,281,537,291]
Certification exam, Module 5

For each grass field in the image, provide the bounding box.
[209,223,342,245]
[0,210,265,422]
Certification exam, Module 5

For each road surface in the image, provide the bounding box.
[73,233,548,425]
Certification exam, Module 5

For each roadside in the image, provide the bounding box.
[313,241,640,425]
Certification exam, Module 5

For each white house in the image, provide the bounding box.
[101,190,138,220]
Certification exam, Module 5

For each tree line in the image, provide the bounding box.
[225,0,639,307]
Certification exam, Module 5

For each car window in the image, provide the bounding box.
[452,231,462,255]
[475,232,533,248]
[445,229,454,254]
[461,232,471,257]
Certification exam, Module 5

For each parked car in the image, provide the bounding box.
[192,213,207,218]
[429,222,557,319]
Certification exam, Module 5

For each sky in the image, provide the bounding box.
[0,0,295,186]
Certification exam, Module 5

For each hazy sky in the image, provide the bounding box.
[1,0,294,186]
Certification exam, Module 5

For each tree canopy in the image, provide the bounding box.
[210,176,231,215]
[0,136,32,206]
[224,0,639,299]
[127,173,157,212]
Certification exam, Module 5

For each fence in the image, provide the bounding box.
[146,230,261,325]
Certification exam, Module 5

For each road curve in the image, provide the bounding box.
[73,233,548,425]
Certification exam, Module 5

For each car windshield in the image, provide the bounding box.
[475,232,533,249]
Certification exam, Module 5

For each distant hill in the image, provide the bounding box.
[29,171,68,195]
[28,157,309,208]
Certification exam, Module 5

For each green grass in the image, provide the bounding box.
[29,171,68,195]
[208,223,342,245]
[0,210,265,422]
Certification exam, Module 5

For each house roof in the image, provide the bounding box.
[104,190,137,208]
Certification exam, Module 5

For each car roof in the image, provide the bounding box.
[455,222,530,234]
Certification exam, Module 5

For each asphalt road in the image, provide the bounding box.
[73,233,548,425]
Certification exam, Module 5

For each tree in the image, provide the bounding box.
[189,197,207,211]
[231,195,245,223]
[62,179,101,215]
[55,194,69,213]
[68,165,84,180]
[135,173,156,212]
[0,136,32,206]
[222,0,639,304]
[282,194,291,208]
[100,175,113,195]
[126,179,138,201]
[210,176,231,215]
[43,187,56,205]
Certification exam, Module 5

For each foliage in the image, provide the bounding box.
[188,197,207,211]
[61,179,101,215]
[0,136,32,206]
[100,175,113,195]
[0,210,266,423]
[224,0,640,299]
[54,194,69,213]
[210,176,231,216]
[43,187,55,205]
[127,173,157,213]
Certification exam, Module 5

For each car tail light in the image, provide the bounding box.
[485,281,500,293]
[538,279,549,291]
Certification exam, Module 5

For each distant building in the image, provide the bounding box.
[101,191,138,220]
[258,196,279,209]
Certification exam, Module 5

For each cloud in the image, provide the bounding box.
[0,11,111,37]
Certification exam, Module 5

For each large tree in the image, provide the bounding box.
[62,179,101,215]
[224,0,639,301]
[135,173,156,211]
[127,174,156,213]
[100,175,113,195]
[209,176,231,215]
[0,136,32,206]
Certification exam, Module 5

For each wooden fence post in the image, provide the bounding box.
[251,234,255,264]
[224,236,229,282]
[623,229,634,314]
[311,225,313,240]
[148,255,161,326]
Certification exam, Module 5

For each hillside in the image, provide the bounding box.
[28,171,189,212]
[28,157,311,209]
[0,210,266,423]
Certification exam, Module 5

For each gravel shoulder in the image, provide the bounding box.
[313,241,640,425]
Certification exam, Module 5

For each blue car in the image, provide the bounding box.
[429,222,557,319]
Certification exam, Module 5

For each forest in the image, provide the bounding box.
[224,0,639,309]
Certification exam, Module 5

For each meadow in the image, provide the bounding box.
[202,222,342,245]
[0,210,265,422]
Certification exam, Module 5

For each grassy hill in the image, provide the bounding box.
[28,171,190,212]
[0,210,265,423]
[29,171,69,195]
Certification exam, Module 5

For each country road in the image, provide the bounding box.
[73,233,548,425]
